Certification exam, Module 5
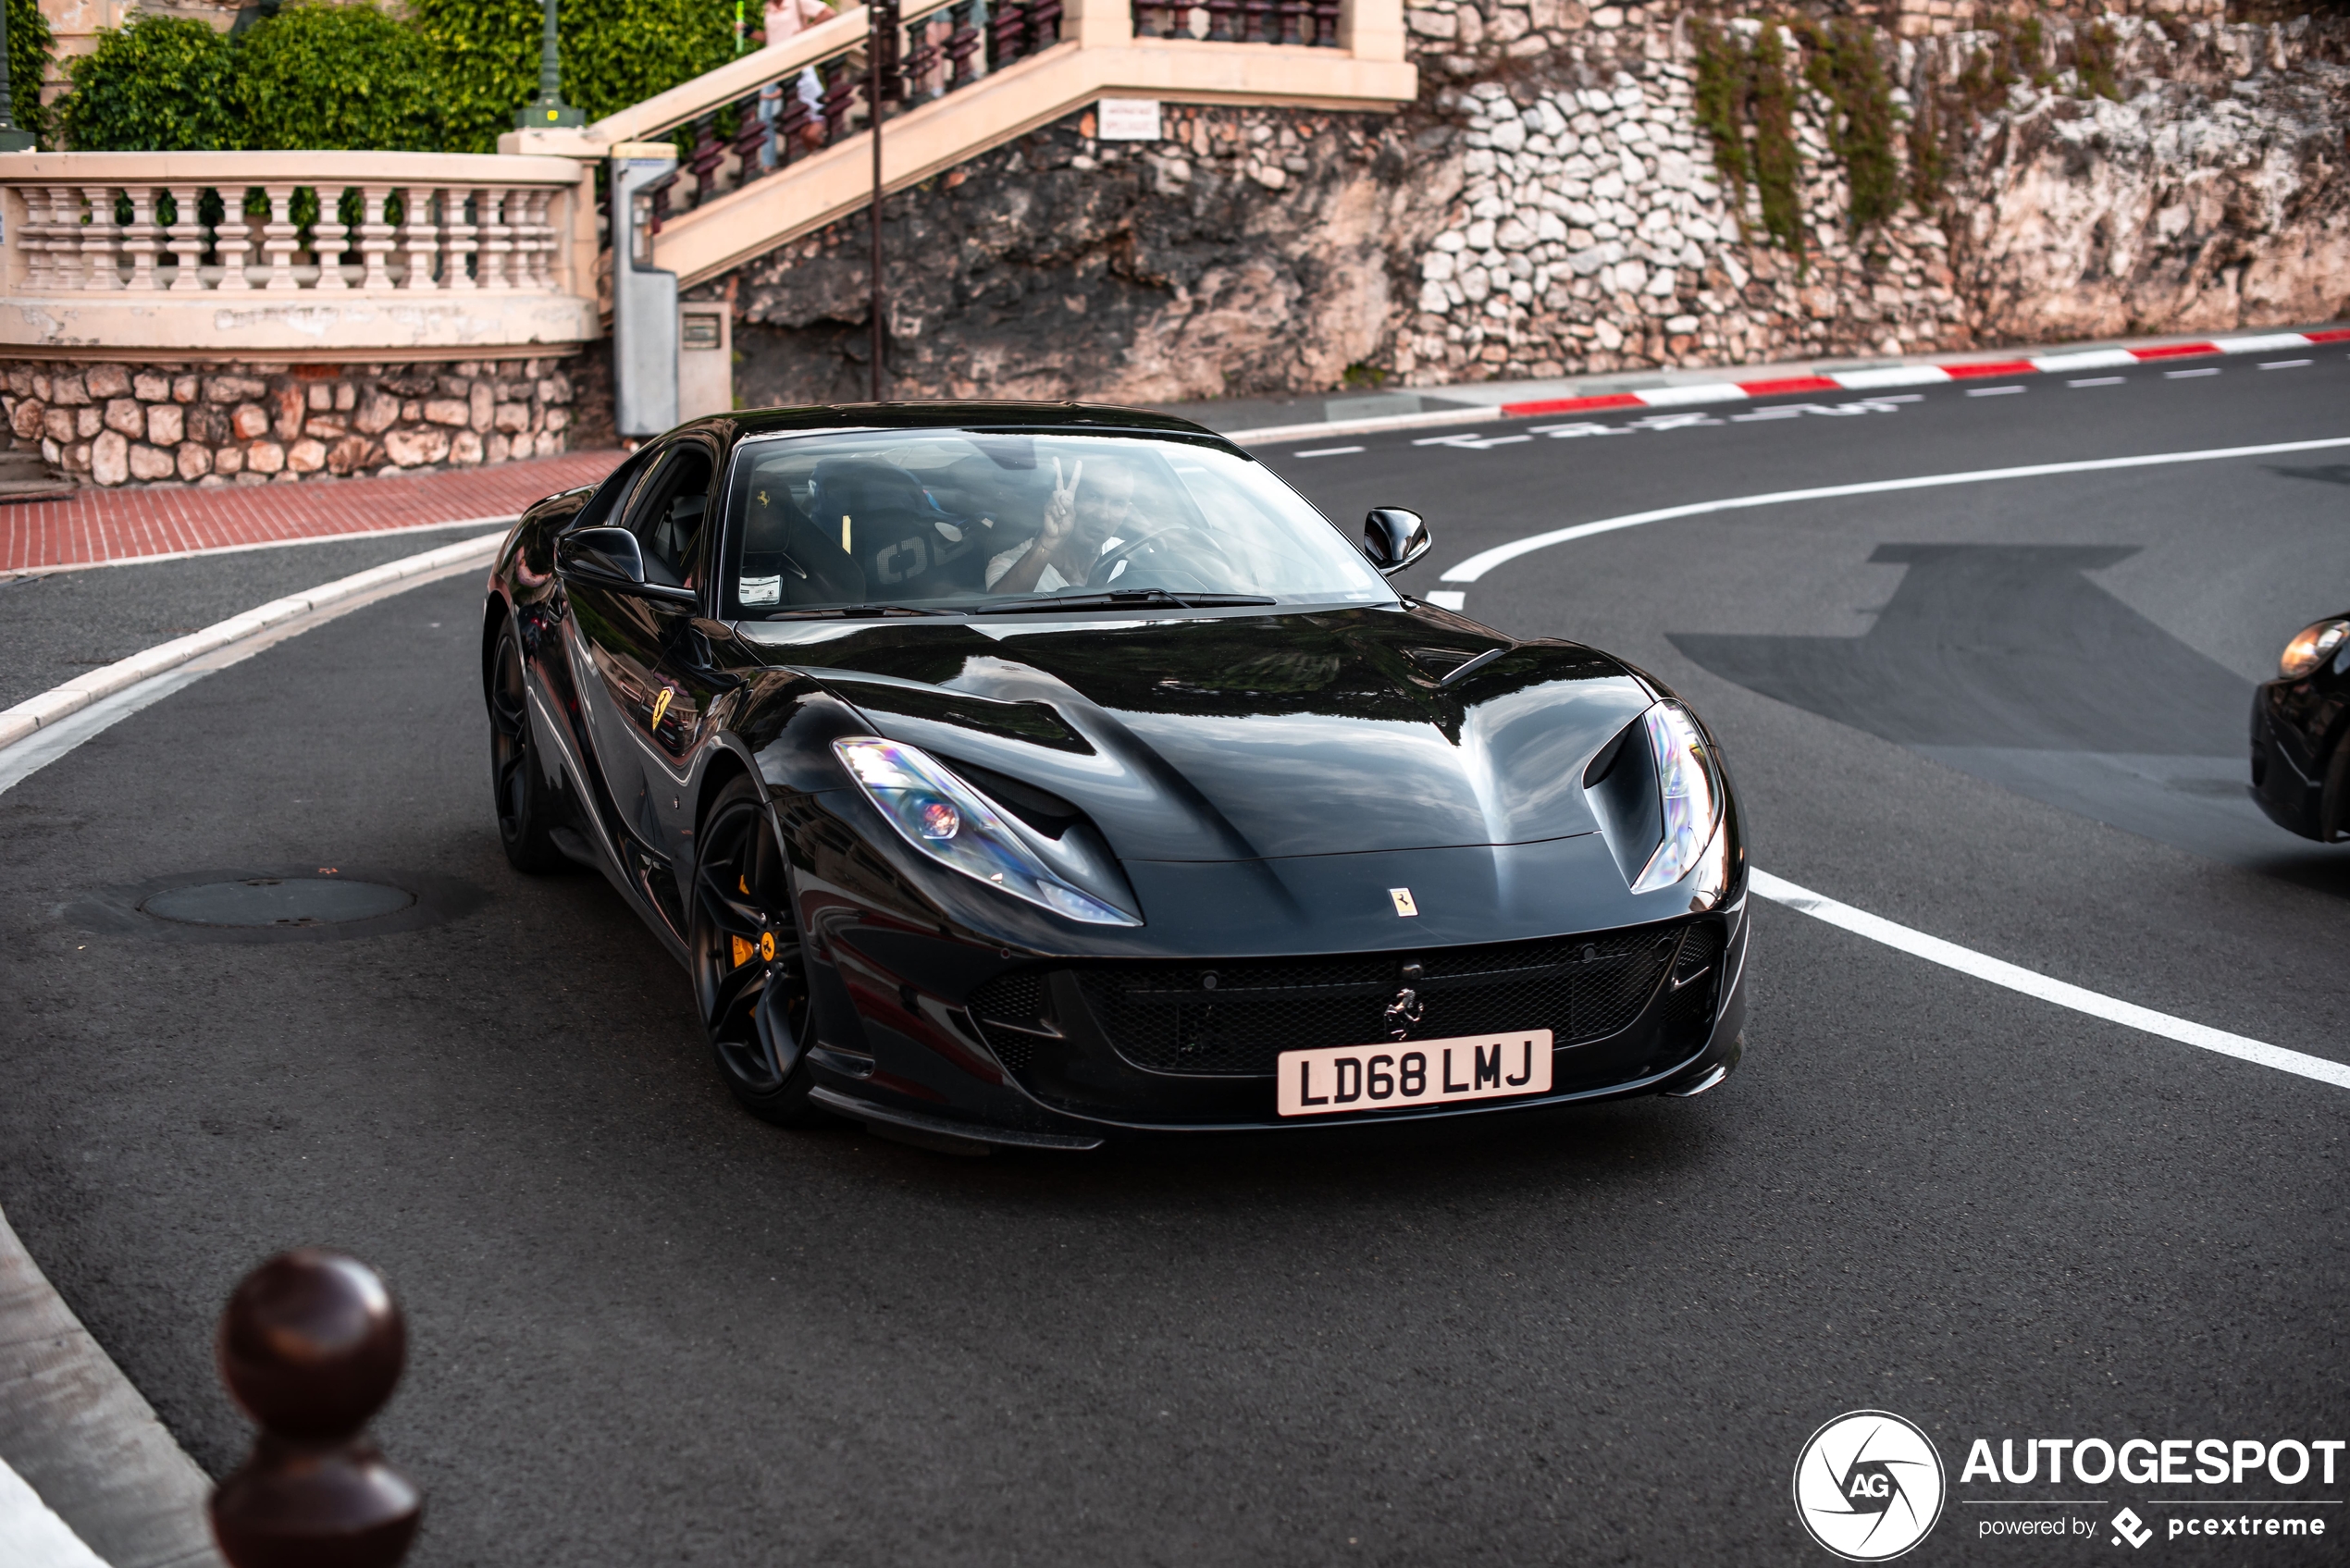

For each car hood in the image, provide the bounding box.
[741,605,1656,863]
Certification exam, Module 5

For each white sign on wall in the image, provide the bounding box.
[1096,99,1163,142]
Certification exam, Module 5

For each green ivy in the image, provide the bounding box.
[1798,18,1902,235]
[1690,21,1751,230]
[1747,24,1803,265]
[1907,89,1948,210]
[1692,22,1805,267]
[1923,14,2120,208]
[2016,17,2051,88]
[60,16,236,151]
[233,2,441,151]
[2073,20,2123,101]
[5,0,51,144]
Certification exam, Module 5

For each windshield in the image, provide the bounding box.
[717,428,1394,618]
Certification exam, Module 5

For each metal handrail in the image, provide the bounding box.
[611,0,1067,229]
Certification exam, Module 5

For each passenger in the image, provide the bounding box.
[984,458,1144,596]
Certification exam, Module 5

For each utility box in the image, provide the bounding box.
[678,303,734,421]
[610,143,680,438]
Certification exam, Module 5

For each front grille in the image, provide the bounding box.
[971,969,1046,1070]
[981,926,1693,1078]
[1661,923,1723,1027]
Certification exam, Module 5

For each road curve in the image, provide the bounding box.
[1,357,2345,1566]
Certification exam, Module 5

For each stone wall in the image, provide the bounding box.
[718,4,2350,404]
[1943,19,2350,340]
[0,357,583,488]
[725,105,1446,407]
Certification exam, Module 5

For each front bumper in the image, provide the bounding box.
[802,899,1751,1145]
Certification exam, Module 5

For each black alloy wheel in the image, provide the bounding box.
[489,619,568,873]
[691,774,823,1125]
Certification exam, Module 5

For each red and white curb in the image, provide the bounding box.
[1496,329,2350,419]
[1226,328,2350,447]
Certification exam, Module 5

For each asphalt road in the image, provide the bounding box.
[0,520,506,712]
[2,358,2346,1566]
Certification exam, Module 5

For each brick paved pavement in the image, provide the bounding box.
[1,451,626,572]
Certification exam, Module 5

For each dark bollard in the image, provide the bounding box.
[209,1251,421,1568]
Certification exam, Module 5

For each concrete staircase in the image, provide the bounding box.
[503,0,1417,290]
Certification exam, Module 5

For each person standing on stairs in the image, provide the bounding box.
[758,0,836,166]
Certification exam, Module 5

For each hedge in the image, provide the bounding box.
[414,0,736,154]
[60,15,235,153]
[61,0,736,154]
[232,2,440,152]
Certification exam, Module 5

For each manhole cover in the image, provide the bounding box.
[140,877,415,929]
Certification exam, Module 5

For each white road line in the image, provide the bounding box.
[2067,377,2126,388]
[1750,870,2350,1091]
[0,537,501,795]
[2259,359,2313,370]
[1293,445,1365,458]
[1965,385,2026,397]
[0,1457,110,1568]
[2165,367,2221,378]
[1439,434,2350,584]
[0,531,502,752]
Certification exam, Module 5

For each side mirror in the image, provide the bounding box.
[558,525,648,586]
[1363,508,1430,576]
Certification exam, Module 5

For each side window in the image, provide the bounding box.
[622,443,717,589]
[563,449,653,534]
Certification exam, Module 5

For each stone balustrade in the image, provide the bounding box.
[0,152,600,358]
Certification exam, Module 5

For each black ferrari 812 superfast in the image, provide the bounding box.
[481,403,1748,1151]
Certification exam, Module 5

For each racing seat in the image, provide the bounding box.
[736,483,864,610]
[807,458,988,599]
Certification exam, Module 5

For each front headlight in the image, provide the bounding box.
[834,737,1141,926]
[2280,618,2349,680]
[1630,700,1725,897]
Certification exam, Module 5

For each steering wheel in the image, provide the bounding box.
[1085,525,1232,594]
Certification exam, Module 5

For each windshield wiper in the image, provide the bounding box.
[971,589,1278,615]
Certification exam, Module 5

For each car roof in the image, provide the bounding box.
[686,401,1231,446]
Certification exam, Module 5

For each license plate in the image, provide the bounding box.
[1276,1031,1553,1117]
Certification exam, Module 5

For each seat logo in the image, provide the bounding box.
[873,537,929,584]
[1793,1410,1946,1561]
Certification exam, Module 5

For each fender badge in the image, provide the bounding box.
[1389,887,1418,917]
[649,687,674,728]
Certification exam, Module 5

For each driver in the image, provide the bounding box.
[983,457,1143,596]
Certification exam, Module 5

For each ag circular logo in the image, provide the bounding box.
[1792,1410,1947,1562]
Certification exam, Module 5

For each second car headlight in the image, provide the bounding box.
[1630,700,1725,897]
[834,737,1141,926]
[2280,618,2349,680]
